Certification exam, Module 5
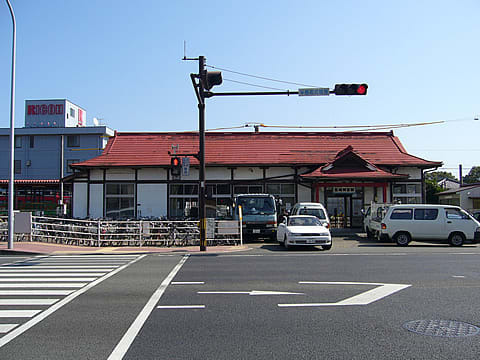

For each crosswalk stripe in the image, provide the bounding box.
[0,273,106,277]
[0,299,59,305]
[0,310,42,318]
[0,278,97,282]
[0,283,86,288]
[0,269,110,272]
[4,266,118,269]
[0,324,17,333]
[0,290,75,296]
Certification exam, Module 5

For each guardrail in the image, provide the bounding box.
[0,215,242,247]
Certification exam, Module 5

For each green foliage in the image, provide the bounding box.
[463,166,480,184]
[425,178,444,204]
[425,171,457,182]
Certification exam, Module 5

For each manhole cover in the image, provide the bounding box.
[404,320,480,338]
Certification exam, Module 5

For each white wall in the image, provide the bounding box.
[297,184,312,203]
[137,168,167,181]
[266,167,295,180]
[73,182,87,218]
[90,169,103,181]
[89,184,103,218]
[106,169,135,181]
[137,184,167,217]
[397,167,422,179]
[233,167,263,180]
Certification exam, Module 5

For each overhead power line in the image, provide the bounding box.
[206,64,319,88]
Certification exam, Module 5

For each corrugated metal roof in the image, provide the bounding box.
[71,131,442,168]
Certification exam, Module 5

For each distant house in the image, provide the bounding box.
[438,184,480,212]
[438,177,460,190]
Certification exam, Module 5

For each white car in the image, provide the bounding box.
[277,215,332,250]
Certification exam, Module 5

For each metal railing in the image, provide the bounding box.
[22,216,241,247]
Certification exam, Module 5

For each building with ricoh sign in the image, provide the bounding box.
[0,99,114,216]
[25,99,86,128]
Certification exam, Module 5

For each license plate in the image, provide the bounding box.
[306,239,316,244]
[253,229,260,234]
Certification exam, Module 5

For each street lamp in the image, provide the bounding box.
[5,0,16,249]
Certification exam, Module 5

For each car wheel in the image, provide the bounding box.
[366,227,372,239]
[449,232,465,247]
[322,244,332,251]
[284,235,290,250]
[394,232,410,246]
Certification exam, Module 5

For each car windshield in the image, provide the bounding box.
[288,216,322,226]
[237,196,275,215]
[298,208,326,219]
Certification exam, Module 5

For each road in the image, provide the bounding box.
[0,239,480,359]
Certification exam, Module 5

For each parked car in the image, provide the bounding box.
[472,211,480,222]
[289,202,330,228]
[277,215,332,250]
[362,203,391,239]
[378,204,480,246]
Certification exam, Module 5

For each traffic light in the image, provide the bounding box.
[171,157,181,176]
[334,83,368,96]
[202,71,223,90]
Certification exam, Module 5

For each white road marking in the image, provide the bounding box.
[0,310,42,318]
[0,324,18,333]
[278,282,411,307]
[452,275,465,278]
[0,278,97,282]
[171,282,204,285]
[0,273,106,277]
[0,290,75,296]
[0,283,86,288]
[4,266,118,269]
[0,255,146,348]
[198,290,304,296]
[0,299,59,305]
[0,269,110,273]
[157,305,205,309]
[108,254,190,360]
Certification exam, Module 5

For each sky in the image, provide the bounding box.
[0,0,479,179]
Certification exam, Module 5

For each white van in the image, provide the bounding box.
[290,202,330,228]
[379,204,480,246]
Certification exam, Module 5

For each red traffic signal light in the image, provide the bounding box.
[334,83,368,96]
[171,157,181,176]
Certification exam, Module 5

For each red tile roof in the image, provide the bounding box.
[71,131,441,169]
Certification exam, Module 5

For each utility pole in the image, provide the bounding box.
[198,56,207,251]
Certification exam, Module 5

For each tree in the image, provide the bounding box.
[425,171,457,182]
[425,178,444,204]
[463,166,480,184]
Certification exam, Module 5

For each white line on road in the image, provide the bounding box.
[108,254,190,360]
[0,310,42,318]
[0,283,87,288]
[3,266,119,269]
[0,269,110,273]
[157,305,205,309]
[0,290,75,296]
[0,255,146,349]
[0,324,17,333]
[0,278,97,282]
[198,290,305,296]
[0,273,106,277]
[278,282,411,307]
[0,299,59,305]
[171,282,204,285]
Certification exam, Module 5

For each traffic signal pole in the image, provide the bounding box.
[198,56,207,251]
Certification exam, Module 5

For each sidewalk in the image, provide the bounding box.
[0,241,249,256]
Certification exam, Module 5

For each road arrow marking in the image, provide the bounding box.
[278,282,411,307]
[198,290,304,296]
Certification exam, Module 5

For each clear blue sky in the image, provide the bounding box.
[1,0,478,179]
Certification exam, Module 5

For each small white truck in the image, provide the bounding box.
[362,203,391,239]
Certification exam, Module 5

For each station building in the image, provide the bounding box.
[0,99,114,215]
[69,131,441,228]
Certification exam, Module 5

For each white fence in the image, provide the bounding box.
[0,215,242,247]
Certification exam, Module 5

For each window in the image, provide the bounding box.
[414,208,438,220]
[29,136,35,148]
[66,159,79,174]
[67,135,80,147]
[390,208,413,220]
[14,160,21,174]
[105,183,135,219]
[445,208,470,220]
[169,184,199,218]
[393,182,422,204]
[15,136,22,148]
[70,108,76,118]
[266,183,295,210]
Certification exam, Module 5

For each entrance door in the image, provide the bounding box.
[351,199,364,227]
[327,197,348,228]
